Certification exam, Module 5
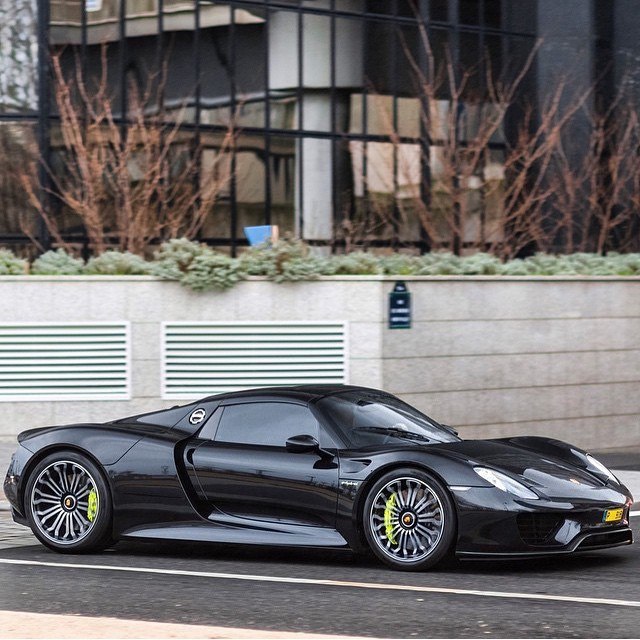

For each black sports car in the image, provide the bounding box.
[3,385,634,571]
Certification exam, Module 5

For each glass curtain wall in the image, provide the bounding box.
[0,0,537,255]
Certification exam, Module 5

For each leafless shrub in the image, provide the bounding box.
[342,19,640,257]
[22,45,235,256]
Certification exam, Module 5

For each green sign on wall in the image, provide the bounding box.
[389,281,411,329]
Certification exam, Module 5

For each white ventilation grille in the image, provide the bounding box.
[0,323,130,401]
[162,322,348,399]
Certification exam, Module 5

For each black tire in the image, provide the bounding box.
[24,450,113,553]
[362,467,456,571]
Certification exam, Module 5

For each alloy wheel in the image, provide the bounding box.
[30,460,100,545]
[369,476,444,564]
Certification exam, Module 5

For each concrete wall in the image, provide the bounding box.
[0,275,638,450]
[382,278,640,449]
[0,276,384,438]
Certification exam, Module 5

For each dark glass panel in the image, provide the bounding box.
[429,0,449,22]
[484,0,502,29]
[459,31,482,97]
[485,34,503,85]
[459,0,480,25]
[366,1,392,16]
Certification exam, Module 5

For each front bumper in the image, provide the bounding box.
[452,485,633,558]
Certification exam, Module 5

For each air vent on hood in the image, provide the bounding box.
[162,321,347,399]
[0,322,130,401]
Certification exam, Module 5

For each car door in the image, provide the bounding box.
[189,401,340,528]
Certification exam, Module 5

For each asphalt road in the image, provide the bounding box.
[0,517,639,639]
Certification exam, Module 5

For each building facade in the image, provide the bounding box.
[1,1,638,256]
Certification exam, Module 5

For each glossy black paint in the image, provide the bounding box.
[3,385,634,559]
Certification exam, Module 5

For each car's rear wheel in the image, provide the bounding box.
[25,451,113,553]
[363,468,456,571]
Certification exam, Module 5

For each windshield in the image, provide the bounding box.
[316,391,460,447]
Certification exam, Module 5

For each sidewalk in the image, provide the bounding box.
[0,611,369,639]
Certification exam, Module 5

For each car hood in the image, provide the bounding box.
[432,439,627,502]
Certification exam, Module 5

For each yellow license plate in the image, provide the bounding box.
[603,508,624,523]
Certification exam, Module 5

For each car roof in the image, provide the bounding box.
[202,384,383,404]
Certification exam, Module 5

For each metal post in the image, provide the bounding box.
[296,0,304,239]
[449,0,462,255]
[391,0,400,247]
[418,0,432,254]
[157,0,164,109]
[36,0,51,250]
[229,5,238,256]
[264,0,272,226]
[330,0,337,244]
[118,0,127,122]
[193,0,202,232]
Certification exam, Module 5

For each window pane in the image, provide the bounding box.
[201,133,295,240]
[484,0,502,29]
[0,0,38,114]
[215,403,319,446]
[0,123,38,245]
[459,0,480,25]
[430,0,448,22]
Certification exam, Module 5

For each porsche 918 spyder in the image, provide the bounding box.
[3,385,633,571]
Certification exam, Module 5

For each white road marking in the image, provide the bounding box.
[630,510,640,517]
[1,557,639,609]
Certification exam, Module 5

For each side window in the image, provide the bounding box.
[215,402,319,447]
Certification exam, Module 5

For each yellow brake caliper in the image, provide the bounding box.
[87,489,98,522]
[384,493,397,545]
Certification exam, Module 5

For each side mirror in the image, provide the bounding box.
[440,423,459,436]
[286,434,320,454]
[286,434,334,459]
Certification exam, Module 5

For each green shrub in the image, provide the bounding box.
[0,248,27,275]
[328,252,383,275]
[238,240,324,283]
[31,248,84,275]
[416,252,463,275]
[181,249,243,291]
[16,235,640,290]
[522,253,568,275]
[500,258,535,276]
[380,253,422,275]
[616,253,640,275]
[459,253,504,275]
[84,250,151,275]
[151,238,209,280]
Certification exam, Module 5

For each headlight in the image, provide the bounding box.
[474,467,539,500]
[586,454,618,483]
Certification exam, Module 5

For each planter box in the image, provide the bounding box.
[0,275,639,450]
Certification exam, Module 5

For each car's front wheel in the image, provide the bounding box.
[363,468,456,571]
[25,451,113,553]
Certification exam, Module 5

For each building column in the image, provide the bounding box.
[269,0,363,243]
